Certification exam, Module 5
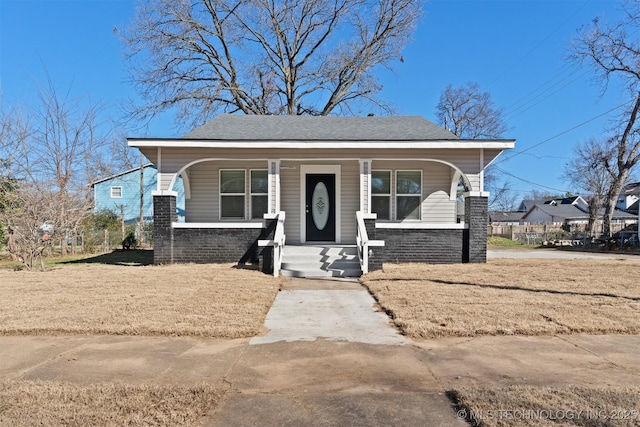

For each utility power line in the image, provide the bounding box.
[497,99,634,164]
[494,165,571,194]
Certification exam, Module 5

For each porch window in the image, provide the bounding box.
[250,170,268,219]
[220,170,245,219]
[371,170,391,220]
[396,170,421,220]
[110,186,122,198]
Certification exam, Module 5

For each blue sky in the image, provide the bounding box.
[0,0,629,201]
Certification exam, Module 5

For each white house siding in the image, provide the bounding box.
[185,160,267,222]
[341,161,359,242]
[184,161,216,222]
[161,148,483,229]
[372,160,456,223]
[152,147,485,191]
[280,164,300,243]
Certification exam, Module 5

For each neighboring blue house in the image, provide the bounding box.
[91,164,185,223]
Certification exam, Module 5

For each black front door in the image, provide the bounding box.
[305,174,336,242]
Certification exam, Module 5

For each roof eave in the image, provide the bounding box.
[128,138,516,150]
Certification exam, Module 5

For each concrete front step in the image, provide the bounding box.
[280,245,362,278]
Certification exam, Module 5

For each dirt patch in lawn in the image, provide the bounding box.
[0,380,221,427]
[362,258,640,338]
[449,385,640,427]
[0,262,281,338]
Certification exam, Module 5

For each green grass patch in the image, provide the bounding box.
[0,250,154,270]
[487,236,525,247]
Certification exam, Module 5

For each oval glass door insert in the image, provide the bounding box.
[312,182,329,231]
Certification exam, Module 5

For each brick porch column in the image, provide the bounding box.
[464,193,488,263]
[153,193,176,264]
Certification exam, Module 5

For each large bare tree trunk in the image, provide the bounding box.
[603,172,629,237]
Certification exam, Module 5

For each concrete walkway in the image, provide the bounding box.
[1,278,639,426]
[250,278,407,345]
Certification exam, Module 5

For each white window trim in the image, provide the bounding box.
[219,169,246,220]
[250,169,268,220]
[395,170,422,221]
[371,170,392,221]
[110,186,122,198]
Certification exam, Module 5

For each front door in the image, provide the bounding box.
[305,174,336,242]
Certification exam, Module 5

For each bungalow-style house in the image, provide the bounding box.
[128,115,515,276]
[521,197,637,231]
[90,164,186,223]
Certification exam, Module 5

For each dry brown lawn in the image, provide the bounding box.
[362,258,640,339]
[0,260,281,338]
[450,385,640,427]
[0,380,221,427]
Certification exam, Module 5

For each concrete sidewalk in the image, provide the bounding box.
[1,278,639,426]
[1,334,639,425]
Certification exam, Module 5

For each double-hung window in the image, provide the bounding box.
[250,170,268,219]
[220,169,268,220]
[371,170,391,220]
[220,170,246,219]
[110,186,122,198]
[396,170,422,220]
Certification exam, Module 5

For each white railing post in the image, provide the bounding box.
[273,212,286,277]
[356,211,384,275]
[259,211,286,277]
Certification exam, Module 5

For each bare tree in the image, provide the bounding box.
[489,181,519,211]
[123,0,424,128]
[0,186,56,270]
[564,138,614,235]
[0,79,110,266]
[571,1,640,236]
[436,81,511,208]
[435,82,507,139]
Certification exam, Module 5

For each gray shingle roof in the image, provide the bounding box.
[530,203,586,220]
[183,114,459,141]
[489,211,525,223]
[525,203,637,221]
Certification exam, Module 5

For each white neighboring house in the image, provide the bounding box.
[617,182,640,211]
[522,198,637,231]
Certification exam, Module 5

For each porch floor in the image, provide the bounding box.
[280,245,362,278]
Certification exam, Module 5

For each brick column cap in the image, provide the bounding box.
[463,191,490,197]
[153,190,178,197]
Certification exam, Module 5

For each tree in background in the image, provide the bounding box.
[564,138,615,236]
[0,79,111,268]
[571,0,640,237]
[0,161,17,250]
[436,82,507,139]
[123,0,424,128]
[435,81,511,209]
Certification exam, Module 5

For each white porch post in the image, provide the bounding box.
[479,148,485,192]
[268,159,281,215]
[359,159,372,214]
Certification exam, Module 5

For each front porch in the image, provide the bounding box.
[153,191,488,277]
[132,115,514,273]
